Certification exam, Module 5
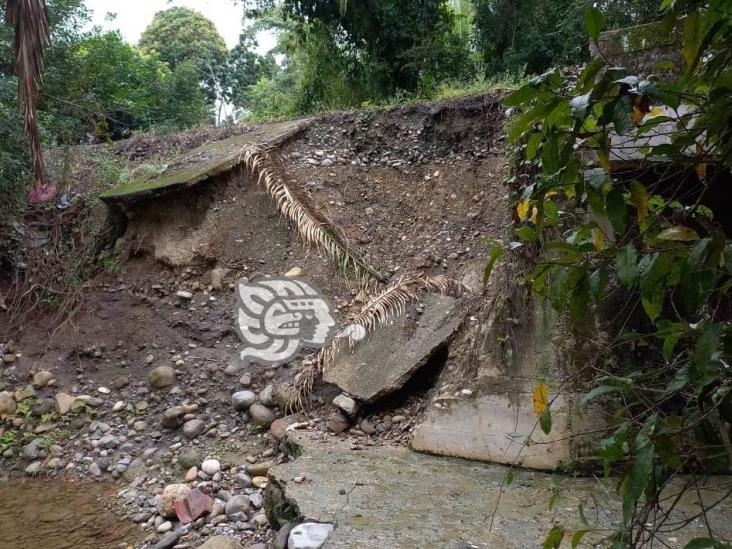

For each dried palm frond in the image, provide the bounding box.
[239,145,386,286]
[291,273,468,409]
[5,0,49,185]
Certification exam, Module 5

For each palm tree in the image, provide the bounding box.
[4,0,49,187]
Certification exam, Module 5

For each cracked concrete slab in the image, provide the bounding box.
[323,294,462,403]
[265,432,732,548]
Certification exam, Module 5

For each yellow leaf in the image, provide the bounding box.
[629,180,649,221]
[516,199,530,221]
[533,383,550,416]
[649,106,664,117]
[657,226,699,242]
[597,149,611,173]
[593,228,605,250]
[530,206,539,224]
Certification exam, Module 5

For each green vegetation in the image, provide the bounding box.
[488,0,732,545]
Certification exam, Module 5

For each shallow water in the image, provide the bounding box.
[0,479,141,549]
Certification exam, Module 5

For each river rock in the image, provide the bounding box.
[333,394,358,416]
[179,447,204,469]
[327,411,350,434]
[55,392,76,415]
[288,523,334,549]
[0,391,16,416]
[224,494,251,515]
[197,536,241,549]
[259,384,275,406]
[148,365,176,389]
[14,385,36,401]
[232,390,257,410]
[249,403,275,427]
[201,458,221,475]
[25,461,43,475]
[270,414,305,442]
[158,483,192,518]
[182,419,205,439]
[23,438,47,460]
[162,406,185,428]
[32,371,54,388]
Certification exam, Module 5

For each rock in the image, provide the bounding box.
[148,365,176,389]
[98,434,119,448]
[54,392,76,415]
[233,473,252,488]
[231,390,257,410]
[246,462,272,477]
[113,376,129,389]
[201,458,221,475]
[274,383,301,412]
[249,403,275,428]
[250,492,264,509]
[360,419,376,435]
[162,406,185,428]
[176,290,193,299]
[333,394,359,416]
[0,391,16,416]
[151,531,181,549]
[32,371,54,388]
[270,414,306,442]
[210,267,230,290]
[182,419,205,439]
[47,457,62,469]
[239,373,252,387]
[259,384,275,406]
[23,438,47,460]
[157,521,172,533]
[14,385,36,402]
[25,461,43,475]
[197,536,241,549]
[252,476,268,489]
[158,483,192,518]
[274,523,294,549]
[288,523,335,549]
[224,494,251,516]
[132,512,152,523]
[285,266,303,278]
[327,411,350,434]
[88,462,102,477]
[323,294,461,402]
[185,467,198,482]
[178,447,204,469]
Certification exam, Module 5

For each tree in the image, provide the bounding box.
[139,7,227,101]
[224,26,277,110]
[249,0,475,100]
[473,0,662,76]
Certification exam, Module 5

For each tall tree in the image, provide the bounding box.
[3,0,49,187]
[139,7,227,102]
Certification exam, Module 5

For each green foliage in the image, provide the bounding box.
[246,0,477,114]
[494,0,732,544]
[473,0,661,76]
[139,6,227,101]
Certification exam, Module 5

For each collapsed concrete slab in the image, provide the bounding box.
[323,294,462,403]
[100,119,308,202]
[412,297,604,471]
[265,432,732,548]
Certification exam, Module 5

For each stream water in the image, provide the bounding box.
[0,479,141,549]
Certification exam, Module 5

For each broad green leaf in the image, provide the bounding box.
[504,84,541,107]
[570,92,592,120]
[616,244,638,287]
[640,253,671,322]
[606,189,628,234]
[483,245,504,286]
[580,385,623,406]
[542,135,561,176]
[613,95,633,136]
[657,226,699,241]
[629,180,648,221]
[516,225,538,242]
[572,530,590,548]
[622,428,654,526]
[683,12,704,68]
[543,525,565,549]
[540,406,552,435]
[526,132,542,161]
[584,7,605,41]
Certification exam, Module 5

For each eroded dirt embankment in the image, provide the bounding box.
[0,94,509,548]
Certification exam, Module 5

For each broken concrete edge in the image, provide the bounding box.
[98,120,310,203]
[323,294,467,404]
[264,434,337,544]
